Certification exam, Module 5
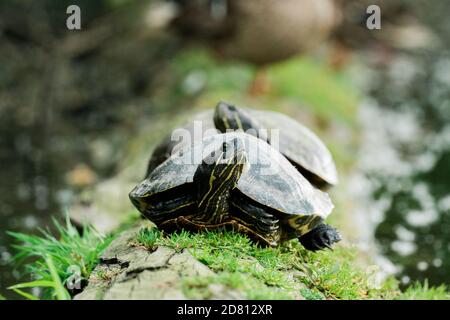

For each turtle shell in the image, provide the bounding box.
[247,109,338,187]
[146,107,337,188]
[133,132,333,221]
[145,110,217,176]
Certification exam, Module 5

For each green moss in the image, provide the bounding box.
[135,227,448,300]
[135,227,402,300]
[300,247,400,300]
[182,272,294,300]
[136,227,161,250]
[299,288,325,300]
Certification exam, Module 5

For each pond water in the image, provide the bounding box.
[0,4,177,298]
[360,0,449,286]
[0,91,125,298]
[352,50,450,286]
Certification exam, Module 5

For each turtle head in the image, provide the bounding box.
[194,137,248,219]
[213,102,269,142]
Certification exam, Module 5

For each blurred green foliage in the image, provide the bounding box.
[167,48,359,126]
[397,281,449,300]
[268,58,359,125]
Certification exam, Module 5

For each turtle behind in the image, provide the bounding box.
[146,102,338,189]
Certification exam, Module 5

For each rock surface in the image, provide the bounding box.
[74,225,245,300]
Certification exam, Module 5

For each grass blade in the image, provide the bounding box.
[45,255,70,300]
[10,288,39,300]
[8,280,55,289]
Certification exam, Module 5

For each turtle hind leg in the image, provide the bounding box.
[229,192,280,244]
[298,224,342,251]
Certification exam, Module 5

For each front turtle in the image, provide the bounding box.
[146,102,338,189]
[131,132,341,250]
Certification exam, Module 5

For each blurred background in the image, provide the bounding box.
[0,0,449,299]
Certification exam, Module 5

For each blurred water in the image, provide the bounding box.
[0,91,120,298]
[354,50,450,286]
[0,1,179,298]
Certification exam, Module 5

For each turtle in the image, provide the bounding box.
[146,102,338,189]
[130,132,341,250]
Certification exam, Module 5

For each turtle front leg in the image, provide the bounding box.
[298,224,342,251]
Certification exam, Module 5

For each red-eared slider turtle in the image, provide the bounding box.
[146,102,338,189]
[130,132,341,250]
